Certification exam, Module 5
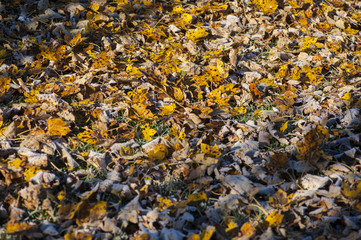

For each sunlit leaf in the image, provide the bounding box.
[57,190,66,201]
[225,218,238,233]
[201,226,215,240]
[141,123,157,141]
[47,118,71,136]
[158,196,173,211]
[126,65,143,78]
[78,129,98,145]
[41,45,67,62]
[141,23,167,41]
[6,220,36,234]
[341,92,351,101]
[187,191,207,204]
[0,76,11,97]
[232,106,247,115]
[160,103,176,116]
[170,126,186,140]
[252,0,278,14]
[66,32,86,47]
[148,144,168,161]
[240,221,255,237]
[24,90,40,103]
[187,28,208,42]
[71,99,95,107]
[342,181,361,199]
[249,82,262,99]
[173,87,184,101]
[24,167,41,182]
[87,201,107,221]
[181,13,193,25]
[188,234,201,240]
[300,37,323,51]
[8,158,25,170]
[266,211,284,227]
[92,51,114,69]
[275,64,288,78]
[280,121,288,133]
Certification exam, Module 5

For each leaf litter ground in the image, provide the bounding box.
[1,0,361,239]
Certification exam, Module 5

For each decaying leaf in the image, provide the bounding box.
[1,0,361,238]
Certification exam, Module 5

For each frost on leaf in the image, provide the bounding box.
[2,0,361,238]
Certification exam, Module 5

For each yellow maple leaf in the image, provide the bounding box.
[225,218,238,233]
[47,118,71,136]
[141,123,157,141]
[341,62,360,74]
[0,76,11,97]
[57,190,66,201]
[201,143,221,158]
[342,181,361,199]
[232,106,247,115]
[266,211,284,227]
[188,234,201,240]
[342,92,351,101]
[89,3,100,12]
[300,37,323,50]
[253,0,278,14]
[209,144,221,158]
[210,3,229,11]
[140,0,153,7]
[77,129,98,145]
[92,51,114,69]
[216,59,229,79]
[148,144,168,161]
[173,87,184,101]
[24,167,41,182]
[187,28,208,42]
[6,220,36,234]
[275,64,288,78]
[126,65,143,78]
[240,221,255,237]
[280,121,288,133]
[181,13,193,25]
[201,143,210,154]
[170,126,186,139]
[24,90,40,103]
[290,66,301,80]
[8,158,25,170]
[345,26,358,35]
[86,46,97,59]
[160,103,176,116]
[187,191,207,204]
[121,145,133,155]
[172,5,185,14]
[87,201,107,221]
[141,23,167,41]
[71,99,95,107]
[115,0,131,7]
[326,40,341,53]
[133,103,155,120]
[201,226,215,240]
[66,32,85,47]
[42,45,67,62]
[158,196,173,211]
[260,78,276,86]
